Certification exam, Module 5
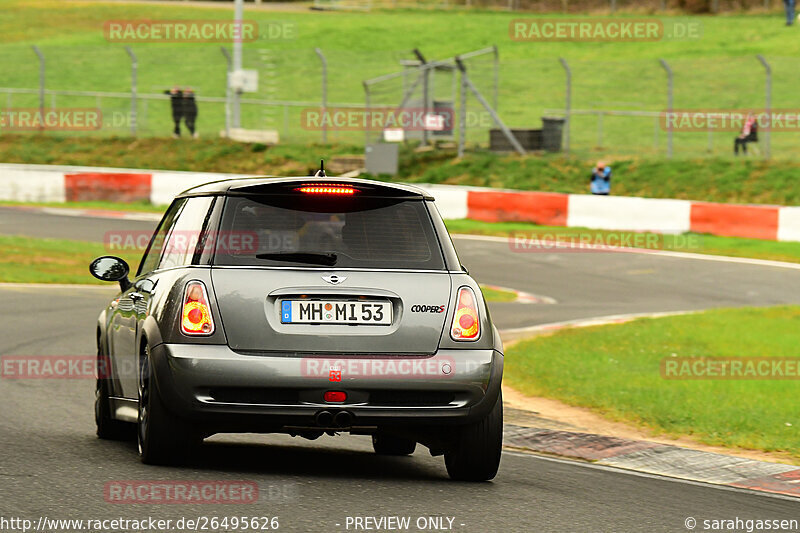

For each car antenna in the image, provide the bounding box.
[314,159,326,178]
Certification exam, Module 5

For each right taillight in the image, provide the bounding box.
[180,280,214,336]
[451,286,480,341]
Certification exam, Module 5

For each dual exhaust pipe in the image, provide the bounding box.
[315,410,353,428]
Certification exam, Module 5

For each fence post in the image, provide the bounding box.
[597,112,604,148]
[413,49,429,145]
[31,45,45,131]
[458,60,466,158]
[455,57,525,156]
[492,44,499,113]
[711,0,719,13]
[283,104,289,141]
[315,48,328,144]
[221,47,232,138]
[363,81,371,148]
[659,58,673,158]
[124,46,137,136]
[756,54,771,160]
[232,0,244,128]
[610,0,616,14]
[653,116,659,150]
[559,58,571,154]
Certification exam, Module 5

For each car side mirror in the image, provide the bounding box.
[90,256,132,292]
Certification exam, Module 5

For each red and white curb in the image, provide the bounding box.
[504,425,800,499]
[454,233,800,271]
[1,162,799,243]
[500,310,800,499]
[4,204,162,222]
[481,283,556,304]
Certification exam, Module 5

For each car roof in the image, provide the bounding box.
[177,176,434,200]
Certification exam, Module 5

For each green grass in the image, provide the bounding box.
[0,235,142,284]
[445,218,800,263]
[381,151,800,206]
[479,284,518,302]
[5,135,800,205]
[504,306,800,460]
[2,208,798,286]
[4,1,800,158]
[0,199,165,213]
[0,135,361,175]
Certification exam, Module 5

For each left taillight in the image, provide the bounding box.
[181,280,215,336]
[450,286,480,341]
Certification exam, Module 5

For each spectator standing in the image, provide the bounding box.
[164,86,183,138]
[785,0,796,26]
[183,88,199,139]
[590,161,611,195]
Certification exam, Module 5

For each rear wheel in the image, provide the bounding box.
[95,347,133,440]
[444,392,503,481]
[138,345,200,465]
[372,435,416,456]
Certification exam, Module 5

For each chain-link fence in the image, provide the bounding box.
[3,42,800,159]
[317,0,780,13]
[527,55,800,159]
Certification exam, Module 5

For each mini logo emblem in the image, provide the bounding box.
[322,274,347,285]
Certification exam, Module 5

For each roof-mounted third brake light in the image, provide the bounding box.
[296,185,356,195]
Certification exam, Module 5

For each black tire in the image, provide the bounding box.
[95,347,134,440]
[444,392,503,481]
[372,435,417,456]
[138,345,200,465]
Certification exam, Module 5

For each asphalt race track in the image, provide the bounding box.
[1,207,800,531]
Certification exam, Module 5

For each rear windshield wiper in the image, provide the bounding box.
[254,252,338,266]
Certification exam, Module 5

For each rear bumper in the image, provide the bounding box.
[150,343,503,432]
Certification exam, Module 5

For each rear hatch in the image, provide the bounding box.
[210,180,452,354]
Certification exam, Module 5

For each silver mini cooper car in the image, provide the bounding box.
[90,176,503,481]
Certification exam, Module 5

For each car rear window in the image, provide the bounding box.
[213,194,445,270]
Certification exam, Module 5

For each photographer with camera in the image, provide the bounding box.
[590,161,612,195]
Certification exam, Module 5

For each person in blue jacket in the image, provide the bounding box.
[590,161,611,195]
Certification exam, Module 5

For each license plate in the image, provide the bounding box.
[281,300,392,325]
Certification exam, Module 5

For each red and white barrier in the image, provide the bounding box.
[0,163,798,243]
[778,207,800,242]
[467,190,568,226]
[567,195,691,234]
[0,165,68,202]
